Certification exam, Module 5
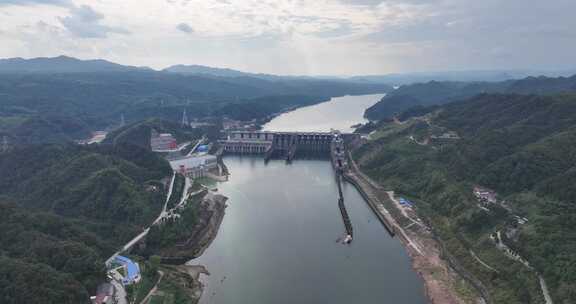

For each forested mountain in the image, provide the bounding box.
[355,93,576,303]
[0,57,391,145]
[165,65,576,86]
[0,141,172,303]
[364,75,576,120]
[104,118,205,149]
[163,64,282,80]
[0,55,145,73]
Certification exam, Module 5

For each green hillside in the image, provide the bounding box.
[355,93,576,303]
[0,142,172,303]
[0,70,390,145]
[105,118,203,150]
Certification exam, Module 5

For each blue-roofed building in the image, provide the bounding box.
[114,256,141,285]
[398,198,413,207]
[196,144,209,152]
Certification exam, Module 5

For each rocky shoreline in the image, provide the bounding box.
[154,191,227,263]
[145,190,227,303]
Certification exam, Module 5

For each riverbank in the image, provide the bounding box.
[186,192,228,259]
[138,190,227,304]
[346,155,483,304]
[151,191,228,263]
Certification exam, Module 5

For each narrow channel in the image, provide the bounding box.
[189,94,427,304]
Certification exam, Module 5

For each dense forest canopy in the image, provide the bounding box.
[0,139,172,303]
[0,63,391,145]
[355,93,576,303]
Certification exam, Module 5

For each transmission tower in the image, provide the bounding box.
[1,136,8,153]
[181,109,189,127]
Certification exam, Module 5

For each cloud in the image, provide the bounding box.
[2,0,576,74]
[58,5,130,38]
[339,0,383,6]
[0,0,70,6]
[176,22,194,34]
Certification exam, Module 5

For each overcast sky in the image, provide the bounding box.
[0,0,575,75]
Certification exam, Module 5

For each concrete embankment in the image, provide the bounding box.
[346,156,491,304]
[336,176,353,239]
[342,172,395,236]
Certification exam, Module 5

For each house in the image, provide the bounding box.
[113,256,141,286]
[90,283,115,304]
[473,186,497,204]
[398,198,413,207]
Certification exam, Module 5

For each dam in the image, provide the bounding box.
[219,130,360,160]
[220,129,357,241]
[191,94,426,304]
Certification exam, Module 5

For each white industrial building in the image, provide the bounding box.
[170,154,218,178]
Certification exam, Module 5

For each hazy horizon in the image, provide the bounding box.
[2,54,575,78]
[1,0,576,76]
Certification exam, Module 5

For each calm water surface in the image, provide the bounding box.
[190,94,427,304]
[262,94,384,133]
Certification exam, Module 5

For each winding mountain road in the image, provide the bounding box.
[106,169,194,304]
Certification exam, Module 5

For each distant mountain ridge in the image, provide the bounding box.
[164,64,576,85]
[163,64,275,78]
[0,57,391,145]
[0,55,147,73]
[365,74,576,120]
[3,56,574,86]
[350,69,576,85]
[162,64,329,83]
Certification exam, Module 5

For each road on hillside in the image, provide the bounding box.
[106,170,194,304]
[187,136,206,157]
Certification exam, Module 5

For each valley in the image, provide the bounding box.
[1,56,576,304]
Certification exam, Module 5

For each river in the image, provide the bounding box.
[190,94,427,304]
[262,94,384,133]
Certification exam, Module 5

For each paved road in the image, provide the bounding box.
[153,172,177,225]
[152,141,192,153]
[385,191,424,256]
[539,274,554,304]
[110,269,128,304]
[139,270,164,304]
[106,173,178,265]
[105,172,183,304]
[175,177,192,209]
[187,136,206,157]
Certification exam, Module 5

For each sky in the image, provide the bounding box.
[0,0,575,75]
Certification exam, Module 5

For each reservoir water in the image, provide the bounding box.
[262,94,384,133]
[191,94,427,304]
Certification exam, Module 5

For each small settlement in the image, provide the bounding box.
[92,255,141,304]
[90,283,115,304]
